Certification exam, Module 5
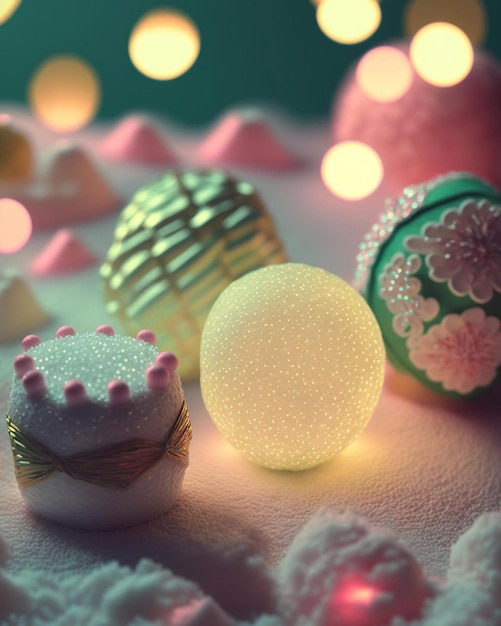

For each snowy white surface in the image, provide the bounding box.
[0,108,500,623]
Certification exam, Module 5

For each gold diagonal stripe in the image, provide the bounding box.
[6,400,191,490]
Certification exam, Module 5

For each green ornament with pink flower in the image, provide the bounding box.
[358,172,501,398]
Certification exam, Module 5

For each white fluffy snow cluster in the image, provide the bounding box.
[1,511,500,626]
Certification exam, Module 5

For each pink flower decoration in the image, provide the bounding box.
[406,200,501,303]
[408,308,501,394]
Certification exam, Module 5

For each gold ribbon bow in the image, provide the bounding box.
[6,400,192,490]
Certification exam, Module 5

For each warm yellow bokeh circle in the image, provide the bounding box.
[28,56,101,133]
[200,263,385,471]
[410,22,474,87]
[129,9,200,80]
[321,141,384,201]
[0,0,22,25]
[316,0,381,44]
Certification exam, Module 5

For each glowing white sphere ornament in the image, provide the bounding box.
[200,263,385,471]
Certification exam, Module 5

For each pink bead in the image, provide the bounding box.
[21,335,41,351]
[96,325,115,336]
[64,380,87,406]
[156,351,178,373]
[146,364,170,392]
[14,354,35,377]
[136,329,156,345]
[108,380,130,404]
[22,370,47,398]
[56,325,76,338]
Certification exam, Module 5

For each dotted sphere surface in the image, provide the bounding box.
[200,263,385,471]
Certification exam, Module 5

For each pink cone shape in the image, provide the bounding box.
[30,229,96,276]
[198,110,301,171]
[100,115,177,165]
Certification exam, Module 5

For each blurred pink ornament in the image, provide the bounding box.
[332,45,501,192]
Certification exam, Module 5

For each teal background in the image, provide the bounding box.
[0,0,500,126]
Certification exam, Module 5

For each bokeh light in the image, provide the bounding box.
[321,142,383,201]
[0,198,32,253]
[129,9,200,80]
[28,56,101,133]
[316,0,381,44]
[405,0,486,45]
[356,46,414,102]
[340,585,381,605]
[0,0,22,25]
[410,22,474,87]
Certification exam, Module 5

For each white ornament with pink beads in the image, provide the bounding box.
[6,325,190,530]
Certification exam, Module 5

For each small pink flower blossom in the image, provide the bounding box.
[408,308,501,394]
[379,253,439,338]
[406,200,501,303]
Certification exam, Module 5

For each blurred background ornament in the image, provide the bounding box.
[332,45,501,193]
[0,116,33,184]
[0,271,50,343]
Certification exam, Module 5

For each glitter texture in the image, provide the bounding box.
[7,330,189,529]
[353,183,427,293]
[378,253,439,339]
[200,263,385,471]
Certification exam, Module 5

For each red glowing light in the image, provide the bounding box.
[340,584,380,605]
[329,581,383,625]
